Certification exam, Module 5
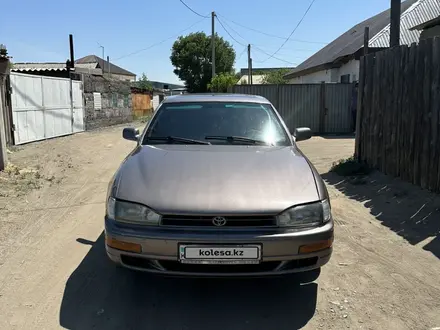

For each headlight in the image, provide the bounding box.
[277,200,331,227]
[106,197,161,225]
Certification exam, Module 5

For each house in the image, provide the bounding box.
[410,15,440,40]
[75,55,136,82]
[10,61,134,131]
[285,0,440,84]
[238,67,295,85]
[148,80,184,90]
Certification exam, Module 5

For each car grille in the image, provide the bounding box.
[160,215,277,227]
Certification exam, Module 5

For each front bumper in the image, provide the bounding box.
[104,217,334,277]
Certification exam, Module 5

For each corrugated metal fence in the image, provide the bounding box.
[10,72,85,145]
[230,83,354,134]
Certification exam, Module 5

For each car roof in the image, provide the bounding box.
[162,93,271,104]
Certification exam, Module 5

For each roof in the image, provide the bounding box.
[285,0,418,79]
[75,55,136,76]
[370,0,440,47]
[12,62,67,72]
[11,62,103,75]
[162,93,270,104]
[410,14,440,30]
[149,80,185,90]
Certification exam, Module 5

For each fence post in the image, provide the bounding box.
[319,82,326,134]
[0,79,7,171]
[355,27,369,161]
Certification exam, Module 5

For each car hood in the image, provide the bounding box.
[115,145,319,214]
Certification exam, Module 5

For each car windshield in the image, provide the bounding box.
[142,102,291,146]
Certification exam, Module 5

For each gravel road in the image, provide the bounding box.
[0,125,439,330]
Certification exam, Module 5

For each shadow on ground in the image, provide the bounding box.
[59,233,319,330]
[323,171,440,259]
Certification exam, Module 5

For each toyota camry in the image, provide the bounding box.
[105,93,334,277]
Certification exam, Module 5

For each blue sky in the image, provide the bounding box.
[1,0,393,84]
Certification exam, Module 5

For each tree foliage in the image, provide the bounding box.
[260,69,290,84]
[208,72,238,92]
[170,32,235,93]
[0,44,7,56]
[136,73,152,90]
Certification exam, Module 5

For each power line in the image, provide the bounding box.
[216,12,327,45]
[236,46,247,61]
[216,16,297,66]
[252,45,297,65]
[260,0,316,62]
[179,0,209,18]
[215,18,319,53]
[216,16,247,47]
[217,16,248,44]
[113,18,206,61]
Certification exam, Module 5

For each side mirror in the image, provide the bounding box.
[293,127,312,142]
[123,127,140,142]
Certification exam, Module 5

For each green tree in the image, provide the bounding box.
[208,72,238,92]
[260,69,290,84]
[136,73,152,90]
[170,32,235,93]
[0,44,7,56]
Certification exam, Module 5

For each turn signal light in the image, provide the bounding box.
[106,236,142,253]
[299,238,333,254]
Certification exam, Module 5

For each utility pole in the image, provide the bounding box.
[247,44,253,85]
[99,45,104,64]
[68,34,75,131]
[107,55,111,75]
[390,0,401,47]
[364,26,370,56]
[211,11,216,78]
[69,34,75,69]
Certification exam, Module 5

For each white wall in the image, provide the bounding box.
[237,74,265,84]
[289,69,333,84]
[289,59,360,84]
[337,59,360,83]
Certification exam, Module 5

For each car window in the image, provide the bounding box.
[142,102,291,146]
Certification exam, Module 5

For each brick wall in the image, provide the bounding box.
[82,74,133,130]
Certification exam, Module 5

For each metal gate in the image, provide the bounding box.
[10,73,84,144]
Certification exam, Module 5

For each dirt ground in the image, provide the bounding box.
[0,126,439,330]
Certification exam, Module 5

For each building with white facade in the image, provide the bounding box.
[285,0,440,84]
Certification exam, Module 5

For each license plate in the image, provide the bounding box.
[179,244,261,264]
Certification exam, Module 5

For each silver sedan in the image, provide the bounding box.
[105,93,334,277]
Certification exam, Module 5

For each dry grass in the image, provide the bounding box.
[0,163,46,198]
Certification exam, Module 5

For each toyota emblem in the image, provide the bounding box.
[212,216,227,227]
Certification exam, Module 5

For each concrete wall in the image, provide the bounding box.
[82,74,133,130]
[289,60,360,84]
[420,25,440,40]
[103,73,136,82]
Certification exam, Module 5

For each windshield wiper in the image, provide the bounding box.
[145,136,211,145]
[205,135,270,145]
